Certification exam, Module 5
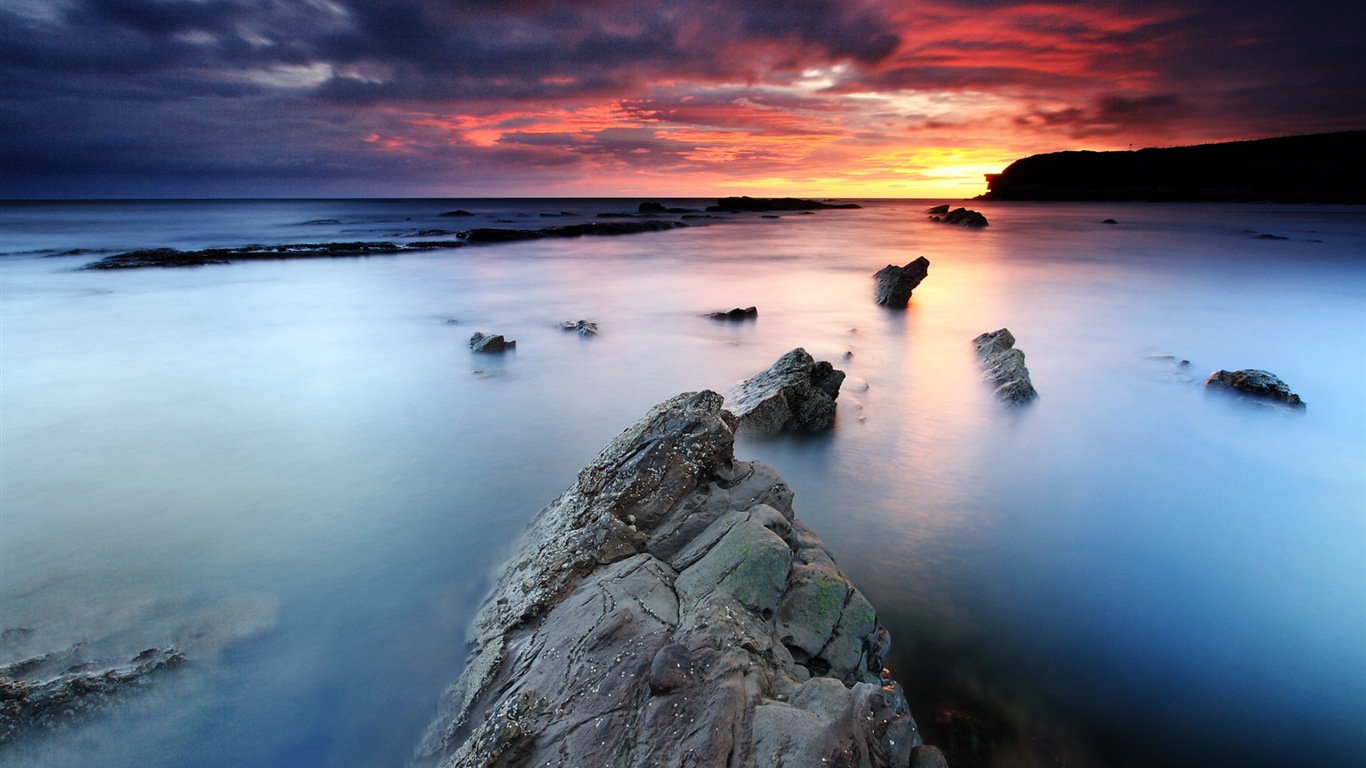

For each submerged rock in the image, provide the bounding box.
[1204,369,1305,410]
[933,207,989,227]
[873,257,931,307]
[708,196,862,212]
[0,647,185,744]
[708,306,758,320]
[559,320,598,337]
[725,348,846,435]
[469,333,515,353]
[417,391,924,768]
[973,329,1038,404]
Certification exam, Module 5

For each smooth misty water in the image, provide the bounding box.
[1,199,1363,767]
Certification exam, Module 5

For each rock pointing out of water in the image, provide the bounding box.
[1205,369,1306,410]
[470,332,515,353]
[973,329,1038,404]
[725,348,846,435]
[874,257,931,307]
[933,208,989,227]
[417,391,924,768]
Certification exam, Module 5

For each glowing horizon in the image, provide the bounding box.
[2,0,1362,198]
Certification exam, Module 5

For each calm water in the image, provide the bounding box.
[1,199,1363,767]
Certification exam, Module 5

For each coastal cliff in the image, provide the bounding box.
[981,130,1366,203]
[417,391,935,768]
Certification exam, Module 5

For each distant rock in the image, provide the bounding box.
[725,348,846,434]
[1204,369,1305,410]
[708,306,758,320]
[932,207,989,227]
[299,219,342,226]
[926,204,950,214]
[416,391,924,768]
[78,240,465,270]
[873,257,931,307]
[638,201,667,213]
[439,210,474,217]
[559,320,598,337]
[460,220,687,243]
[981,130,1366,203]
[0,646,184,744]
[469,333,515,353]
[595,212,636,219]
[973,329,1038,404]
[1102,218,1119,224]
[708,196,862,212]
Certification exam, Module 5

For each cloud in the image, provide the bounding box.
[2,0,1362,197]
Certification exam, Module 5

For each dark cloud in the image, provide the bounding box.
[2,0,1362,196]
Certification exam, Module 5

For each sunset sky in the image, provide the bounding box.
[4,0,1363,198]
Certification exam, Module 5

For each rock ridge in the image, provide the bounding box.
[417,391,925,767]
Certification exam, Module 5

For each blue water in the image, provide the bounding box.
[1,199,1363,767]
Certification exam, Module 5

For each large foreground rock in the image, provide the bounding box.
[874,257,931,307]
[725,348,846,435]
[973,329,1038,404]
[417,391,923,768]
[1205,369,1305,410]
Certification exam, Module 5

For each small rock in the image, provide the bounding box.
[638,201,667,213]
[470,332,515,353]
[934,207,989,227]
[972,329,1038,404]
[439,210,474,217]
[707,306,758,320]
[559,320,598,337]
[873,257,931,308]
[1102,218,1118,224]
[1204,369,1305,410]
[926,204,950,214]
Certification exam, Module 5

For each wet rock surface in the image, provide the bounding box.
[417,391,924,768]
[0,646,185,744]
[558,320,598,337]
[79,241,465,269]
[973,329,1038,404]
[470,333,515,353]
[725,348,846,435]
[708,306,758,320]
[1205,369,1305,410]
[874,257,931,307]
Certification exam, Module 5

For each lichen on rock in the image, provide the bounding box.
[416,391,927,768]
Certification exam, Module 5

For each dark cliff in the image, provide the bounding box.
[981,131,1366,203]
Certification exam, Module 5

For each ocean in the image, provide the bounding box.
[1,198,1363,767]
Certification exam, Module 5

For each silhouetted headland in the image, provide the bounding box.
[981,130,1366,203]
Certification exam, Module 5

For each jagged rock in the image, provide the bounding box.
[558,320,598,337]
[973,329,1038,404]
[725,348,846,435]
[638,201,667,213]
[708,306,758,320]
[0,647,184,744]
[416,391,924,768]
[470,333,515,353]
[926,204,950,214]
[933,207,989,227]
[873,257,931,307]
[1205,369,1306,410]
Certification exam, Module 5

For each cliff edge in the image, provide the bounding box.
[416,390,933,767]
[981,130,1366,203]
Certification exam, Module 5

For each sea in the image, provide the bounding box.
[1,198,1363,768]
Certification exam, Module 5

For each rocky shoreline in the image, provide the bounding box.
[417,391,943,768]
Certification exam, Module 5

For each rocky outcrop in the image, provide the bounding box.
[932,208,989,227]
[417,391,923,768]
[873,257,931,307]
[981,130,1366,203]
[78,240,466,270]
[470,333,515,353]
[708,197,863,212]
[459,220,687,243]
[1205,369,1306,410]
[0,646,185,744]
[708,306,758,320]
[973,329,1038,404]
[725,348,846,435]
[559,320,598,337]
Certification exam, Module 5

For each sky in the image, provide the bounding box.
[3,0,1364,199]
